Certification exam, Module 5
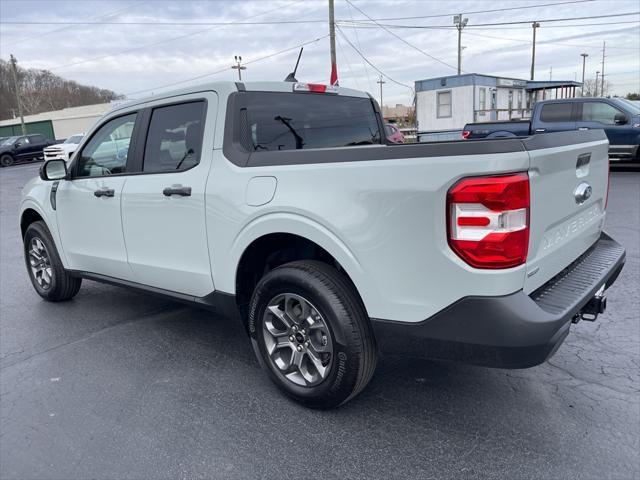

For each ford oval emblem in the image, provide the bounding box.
[574,182,592,205]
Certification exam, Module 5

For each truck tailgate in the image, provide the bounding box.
[523,130,610,294]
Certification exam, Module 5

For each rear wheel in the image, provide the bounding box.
[0,154,14,167]
[248,260,377,408]
[23,221,82,301]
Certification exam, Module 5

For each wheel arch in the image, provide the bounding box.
[229,214,373,322]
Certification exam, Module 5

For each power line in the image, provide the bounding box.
[345,0,375,93]
[124,35,329,97]
[463,27,640,50]
[0,0,596,26]
[42,1,302,71]
[335,25,413,94]
[344,0,459,72]
[3,1,148,47]
[342,12,639,30]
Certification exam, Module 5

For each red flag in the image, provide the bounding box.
[330,62,338,86]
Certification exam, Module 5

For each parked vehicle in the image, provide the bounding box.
[20,81,625,408]
[43,133,84,163]
[385,123,405,143]
[0,134,57,167]
[462,97,640,162]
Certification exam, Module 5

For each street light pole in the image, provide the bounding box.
[231,55,246,81]
[530,21,540,81]
[9,54,27,135]
[580,53,588,96]
[453,14,468,75]
[376,75,386,110]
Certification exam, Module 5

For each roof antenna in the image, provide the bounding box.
[284,47,304,82]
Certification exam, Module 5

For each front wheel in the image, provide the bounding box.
[248,260,377,408]
[23,221,82,301]
[0,154,14,167]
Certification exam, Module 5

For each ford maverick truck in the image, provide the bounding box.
[20,81,625,408]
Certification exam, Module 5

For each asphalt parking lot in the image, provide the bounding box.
[1,163,638,480]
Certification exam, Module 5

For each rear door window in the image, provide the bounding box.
[143,101,205,173]
[540,103,574,122]
[244,92,381,151]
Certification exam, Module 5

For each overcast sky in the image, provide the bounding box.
[1,0,638,105]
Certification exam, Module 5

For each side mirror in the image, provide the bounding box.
[14,142,21,149]
[40,159,67,181]
[614,113,628,125]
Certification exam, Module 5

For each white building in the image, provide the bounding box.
[0,103,116,140]
[415,73,582,137]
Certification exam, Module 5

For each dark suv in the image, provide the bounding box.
[0,134,55,167]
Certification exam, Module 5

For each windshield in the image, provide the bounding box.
[1,136,18,146]
[64,134,84,144]
[614,98,640,114]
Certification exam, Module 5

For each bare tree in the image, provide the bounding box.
[582,77,612,97]
[0,59,122,121]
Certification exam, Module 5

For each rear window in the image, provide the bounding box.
[243,92,381,151]
[540,103,573,122]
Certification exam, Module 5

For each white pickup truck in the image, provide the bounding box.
[20,81,625,408]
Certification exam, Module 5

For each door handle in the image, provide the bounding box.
[94,188,115,198]
[578,127,589,130]
[163,186,192,197]
[534,128,547,133]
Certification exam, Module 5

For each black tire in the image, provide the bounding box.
[23,221,82,301]
[248,260,377,408]
[0,154,14,167]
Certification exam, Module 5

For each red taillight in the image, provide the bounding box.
[462,130,471,140]
[447,173,530,269]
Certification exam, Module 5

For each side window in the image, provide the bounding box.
[582,102,620,125]
[76,113,136,177]
[540,103,573,122]
[32,134,46,144]
[437,91,452,118]
[18,136,30,145]
[143,101,205,173]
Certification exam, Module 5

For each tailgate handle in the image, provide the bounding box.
[576,153,591,170]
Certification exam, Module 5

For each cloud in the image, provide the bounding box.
[1,0,638,104]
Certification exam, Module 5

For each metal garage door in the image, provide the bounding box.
[0,120,55,139]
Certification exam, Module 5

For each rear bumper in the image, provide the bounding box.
[371,232,626,368]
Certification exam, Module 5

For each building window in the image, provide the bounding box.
[479,88,487,116]
[437,90,452,118]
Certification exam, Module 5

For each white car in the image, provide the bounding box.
[20,81,626,408]
[43,133,84,163]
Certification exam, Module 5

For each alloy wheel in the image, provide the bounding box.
[28,237,53,290]
[262,293,333,387]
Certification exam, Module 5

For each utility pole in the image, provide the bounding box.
[600,41,606,97]
[530,22,540,80]
[595,71,600,97]
[329,0,338,85]
[453,14,468,75]
[231,55,246,81]
[377,75,386,110]
[9,54,27,135]
[580,53,588,96]
[549,66,552,81]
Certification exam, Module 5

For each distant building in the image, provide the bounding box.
[0,103,114,140]
[382,104,414,126]
[415,73,582,136]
